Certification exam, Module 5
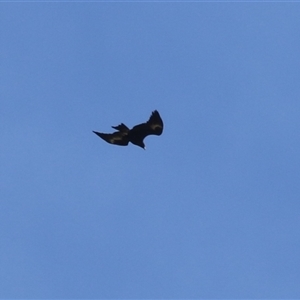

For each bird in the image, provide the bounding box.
[93,110,163,149]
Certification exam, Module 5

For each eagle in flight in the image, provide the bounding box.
[93,110,163,149]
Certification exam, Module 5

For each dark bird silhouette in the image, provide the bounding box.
[93,110,163,149]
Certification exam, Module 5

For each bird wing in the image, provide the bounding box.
[130,110,163,138]
[93,131,129,146]
[127,110,163,148]
[146,110,163,135]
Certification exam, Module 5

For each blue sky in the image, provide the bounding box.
[1,2,300,298]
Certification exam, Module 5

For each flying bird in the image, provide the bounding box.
[93,110,163,149]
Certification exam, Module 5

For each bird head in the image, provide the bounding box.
[139,142,146,150]
[134,140,146,150]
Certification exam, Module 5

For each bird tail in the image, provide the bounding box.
[112,123,129,132]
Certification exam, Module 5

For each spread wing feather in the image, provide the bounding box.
[93,131,129,146]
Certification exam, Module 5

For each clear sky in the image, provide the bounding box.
[1,2,300,298]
